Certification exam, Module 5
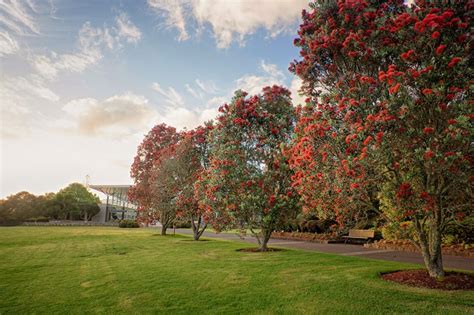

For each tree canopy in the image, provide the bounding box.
[288,0,472,278]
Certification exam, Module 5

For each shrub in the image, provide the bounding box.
[444,216,474,244]
[318,219,337,233]
[297,215,336,234]
[174,220,192,229]
[305,220,320,233]
[24,216,49,223]
[281,218,299,232]
[119,220,139,228]
[381,221,415,241]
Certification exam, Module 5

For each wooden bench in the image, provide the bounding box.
[342,229,375,244]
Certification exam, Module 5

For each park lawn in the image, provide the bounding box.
[0,227,472,314]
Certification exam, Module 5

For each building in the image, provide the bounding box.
[89,185,137,223]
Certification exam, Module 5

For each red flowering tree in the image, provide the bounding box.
[289,103,380,232]
[174,124,214,240]
[289,0,472,277]
[129,123,180,232]
[198,86,300,251]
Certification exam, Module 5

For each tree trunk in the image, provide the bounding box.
[259,228,272,252]
[191,215,197,239]
[414,217,445,279]
[161,225,167,235]
[192,215,207,241]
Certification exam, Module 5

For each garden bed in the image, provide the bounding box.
[271,231,342,244]
[382,270,474,290]
[366,239,474,257]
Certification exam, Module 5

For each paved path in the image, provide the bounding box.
[175,229,474,271]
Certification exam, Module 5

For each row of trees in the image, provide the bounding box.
[0,183,100,225]
[129,0,472,279]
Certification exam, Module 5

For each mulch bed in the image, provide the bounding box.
[366,240,474,257]
[382,270,474,290]
[271,231,340,244]
[237,247,285,253]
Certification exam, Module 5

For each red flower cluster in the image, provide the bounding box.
[448,57,462,67]
[396,183,413,200]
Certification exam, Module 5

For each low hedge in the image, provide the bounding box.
[119,220,139,228]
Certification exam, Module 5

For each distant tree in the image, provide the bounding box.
[198,86,300,251]
[148,146,180,235]
[175,124,213,240]
[129,124,181,226]
[0,191,39,224]
[54,183,100,221]
[41,193,62,220]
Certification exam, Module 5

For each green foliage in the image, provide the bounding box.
[381,222,415,241]
[119,220,139,228]
[0,184,100,225]
[199,86,301,249]
[444,216,474,244]
[174,220,192,229]
[54,183,100,221]
[277,212,336,234]
[0,191,46,225]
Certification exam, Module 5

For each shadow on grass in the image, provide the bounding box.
[151,234,188,239]
[236,247,286,253]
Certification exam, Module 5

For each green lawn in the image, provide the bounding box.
[0,227,472,314]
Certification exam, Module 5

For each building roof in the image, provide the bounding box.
[88,185,135,207]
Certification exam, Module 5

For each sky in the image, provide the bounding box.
[0,0,309,198]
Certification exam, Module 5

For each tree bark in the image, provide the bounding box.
[191,215,207,240]
[414,217,445,279]
[259,228,273,252]
[161,225,167,235]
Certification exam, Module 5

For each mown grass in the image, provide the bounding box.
[0,227,472,314]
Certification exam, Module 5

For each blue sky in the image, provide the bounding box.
[0,0,308,197]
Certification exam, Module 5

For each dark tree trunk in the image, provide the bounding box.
[161,225,167,235]
[414,217,445,279]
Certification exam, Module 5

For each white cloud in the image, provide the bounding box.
[206,96,227,107]
[29,54,58,79]
[151,82,184,106]
[0,30,18,56]
[148,0,189,41]
[260,60,284,79]
[160,106,217,130]
[203,61,304,109]
[116,12,142,44]
[290,77,306,106]
[30,13,141,79]
[62,93,158,136]
[185,79,218,100]
[1,75,59,102]
[195,79,218,94]
[0,0,39,35]
[185,83,203,99]
[0,74,59,138]
[235,60,285,95]
[147,0,307,48]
